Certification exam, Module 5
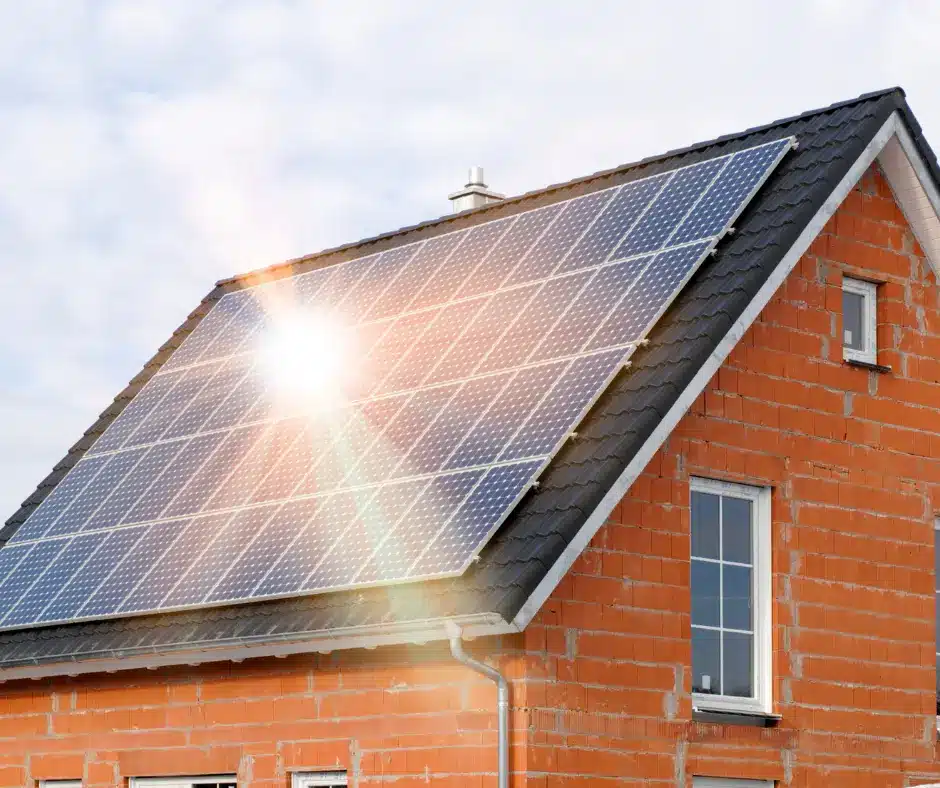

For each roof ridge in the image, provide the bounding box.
[216,87,905,288]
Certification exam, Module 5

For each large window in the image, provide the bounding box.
[690,478,772,714]
[842,276,878,365]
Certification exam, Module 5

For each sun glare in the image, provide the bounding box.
[257,307,358,414]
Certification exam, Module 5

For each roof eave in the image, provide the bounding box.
[0,611,517,682]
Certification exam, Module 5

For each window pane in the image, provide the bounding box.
[843,290,864,350]
[722,496,752,564]
[691,559,720,627]
[692,627,721,695]
[723,631,753,697]
[723,564,752,631]
[691,491,719,559]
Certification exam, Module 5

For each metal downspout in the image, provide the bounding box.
[447,623,509,788]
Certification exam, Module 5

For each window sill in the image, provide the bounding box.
[692,708,781,728]
[844,358,892,373]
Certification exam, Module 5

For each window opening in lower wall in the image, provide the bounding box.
[292,773,348,788]
[693,778,774,788]
[128,778,236,788]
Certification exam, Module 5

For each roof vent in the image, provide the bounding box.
[448,166,504,213]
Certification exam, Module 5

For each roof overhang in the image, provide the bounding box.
[0,611,516,682]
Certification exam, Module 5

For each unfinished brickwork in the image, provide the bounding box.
[0,163,938,787]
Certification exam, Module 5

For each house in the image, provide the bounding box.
[0,85,939,788]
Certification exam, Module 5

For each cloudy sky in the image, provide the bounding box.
[1,0,938,518]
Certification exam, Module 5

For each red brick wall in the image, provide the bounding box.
[521,163,940,787]
[0,644,532,787]
[1,163,938,788]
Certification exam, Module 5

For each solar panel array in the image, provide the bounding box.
[0,137,793,630]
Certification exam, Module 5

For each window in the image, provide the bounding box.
[690,478,772,714]
[40,782,82,788]
[693,779,773,788]
[128,778,236,788]
[292,774,347,788]
[842,276,877,364]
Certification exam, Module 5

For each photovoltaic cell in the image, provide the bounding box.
[160,292,249,372]
[354,469,482,583]
[529,256,654,361]
[10,455,111,543]
[303,479,425,591]
[3,532,106,627]
[39,526,147,622]
[504,189,613,286]
[456,204,562,299]
[208,497,322,602]
[254,492,360,597]
[1,137,792,630]
[411,460,543,576]
[163,505,276,607]
[122,432,227,524]
[500,350,626,461]
[44,448,148,537]
[88,371,186,455]
[0,538,68,618]
[79,520,189,618]
[476,271,593,374]
[163,425,264,516]
[119,514,228,613]
[366,235,458,321]
[613,157,726,258]
[409,219,511,310]
[559,173,668,273]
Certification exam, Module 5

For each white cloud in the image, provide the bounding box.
[1,0,939,519]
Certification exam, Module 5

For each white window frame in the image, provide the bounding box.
[842,276,878,364]
[690,477,772,715]
[693,779,773,788]
[128,778,236,788]
[39,782,82,788]
[292,773,348,788]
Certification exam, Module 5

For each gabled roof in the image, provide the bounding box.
[1,87,937,678]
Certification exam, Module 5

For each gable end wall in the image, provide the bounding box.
[522,162,940,787]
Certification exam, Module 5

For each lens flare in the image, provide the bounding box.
[257,307,357,414]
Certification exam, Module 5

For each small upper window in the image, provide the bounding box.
[40,782,82,788]
[842,277,877,364]
[690,478,772,714]
[693,779,773,788]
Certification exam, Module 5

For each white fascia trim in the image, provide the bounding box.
[878,117,940,277]
[511,111,906,631]
[0,611,516,682]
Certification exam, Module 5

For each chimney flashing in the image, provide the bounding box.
[448,167,504,213]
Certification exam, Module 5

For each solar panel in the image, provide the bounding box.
[0,137,793,630]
